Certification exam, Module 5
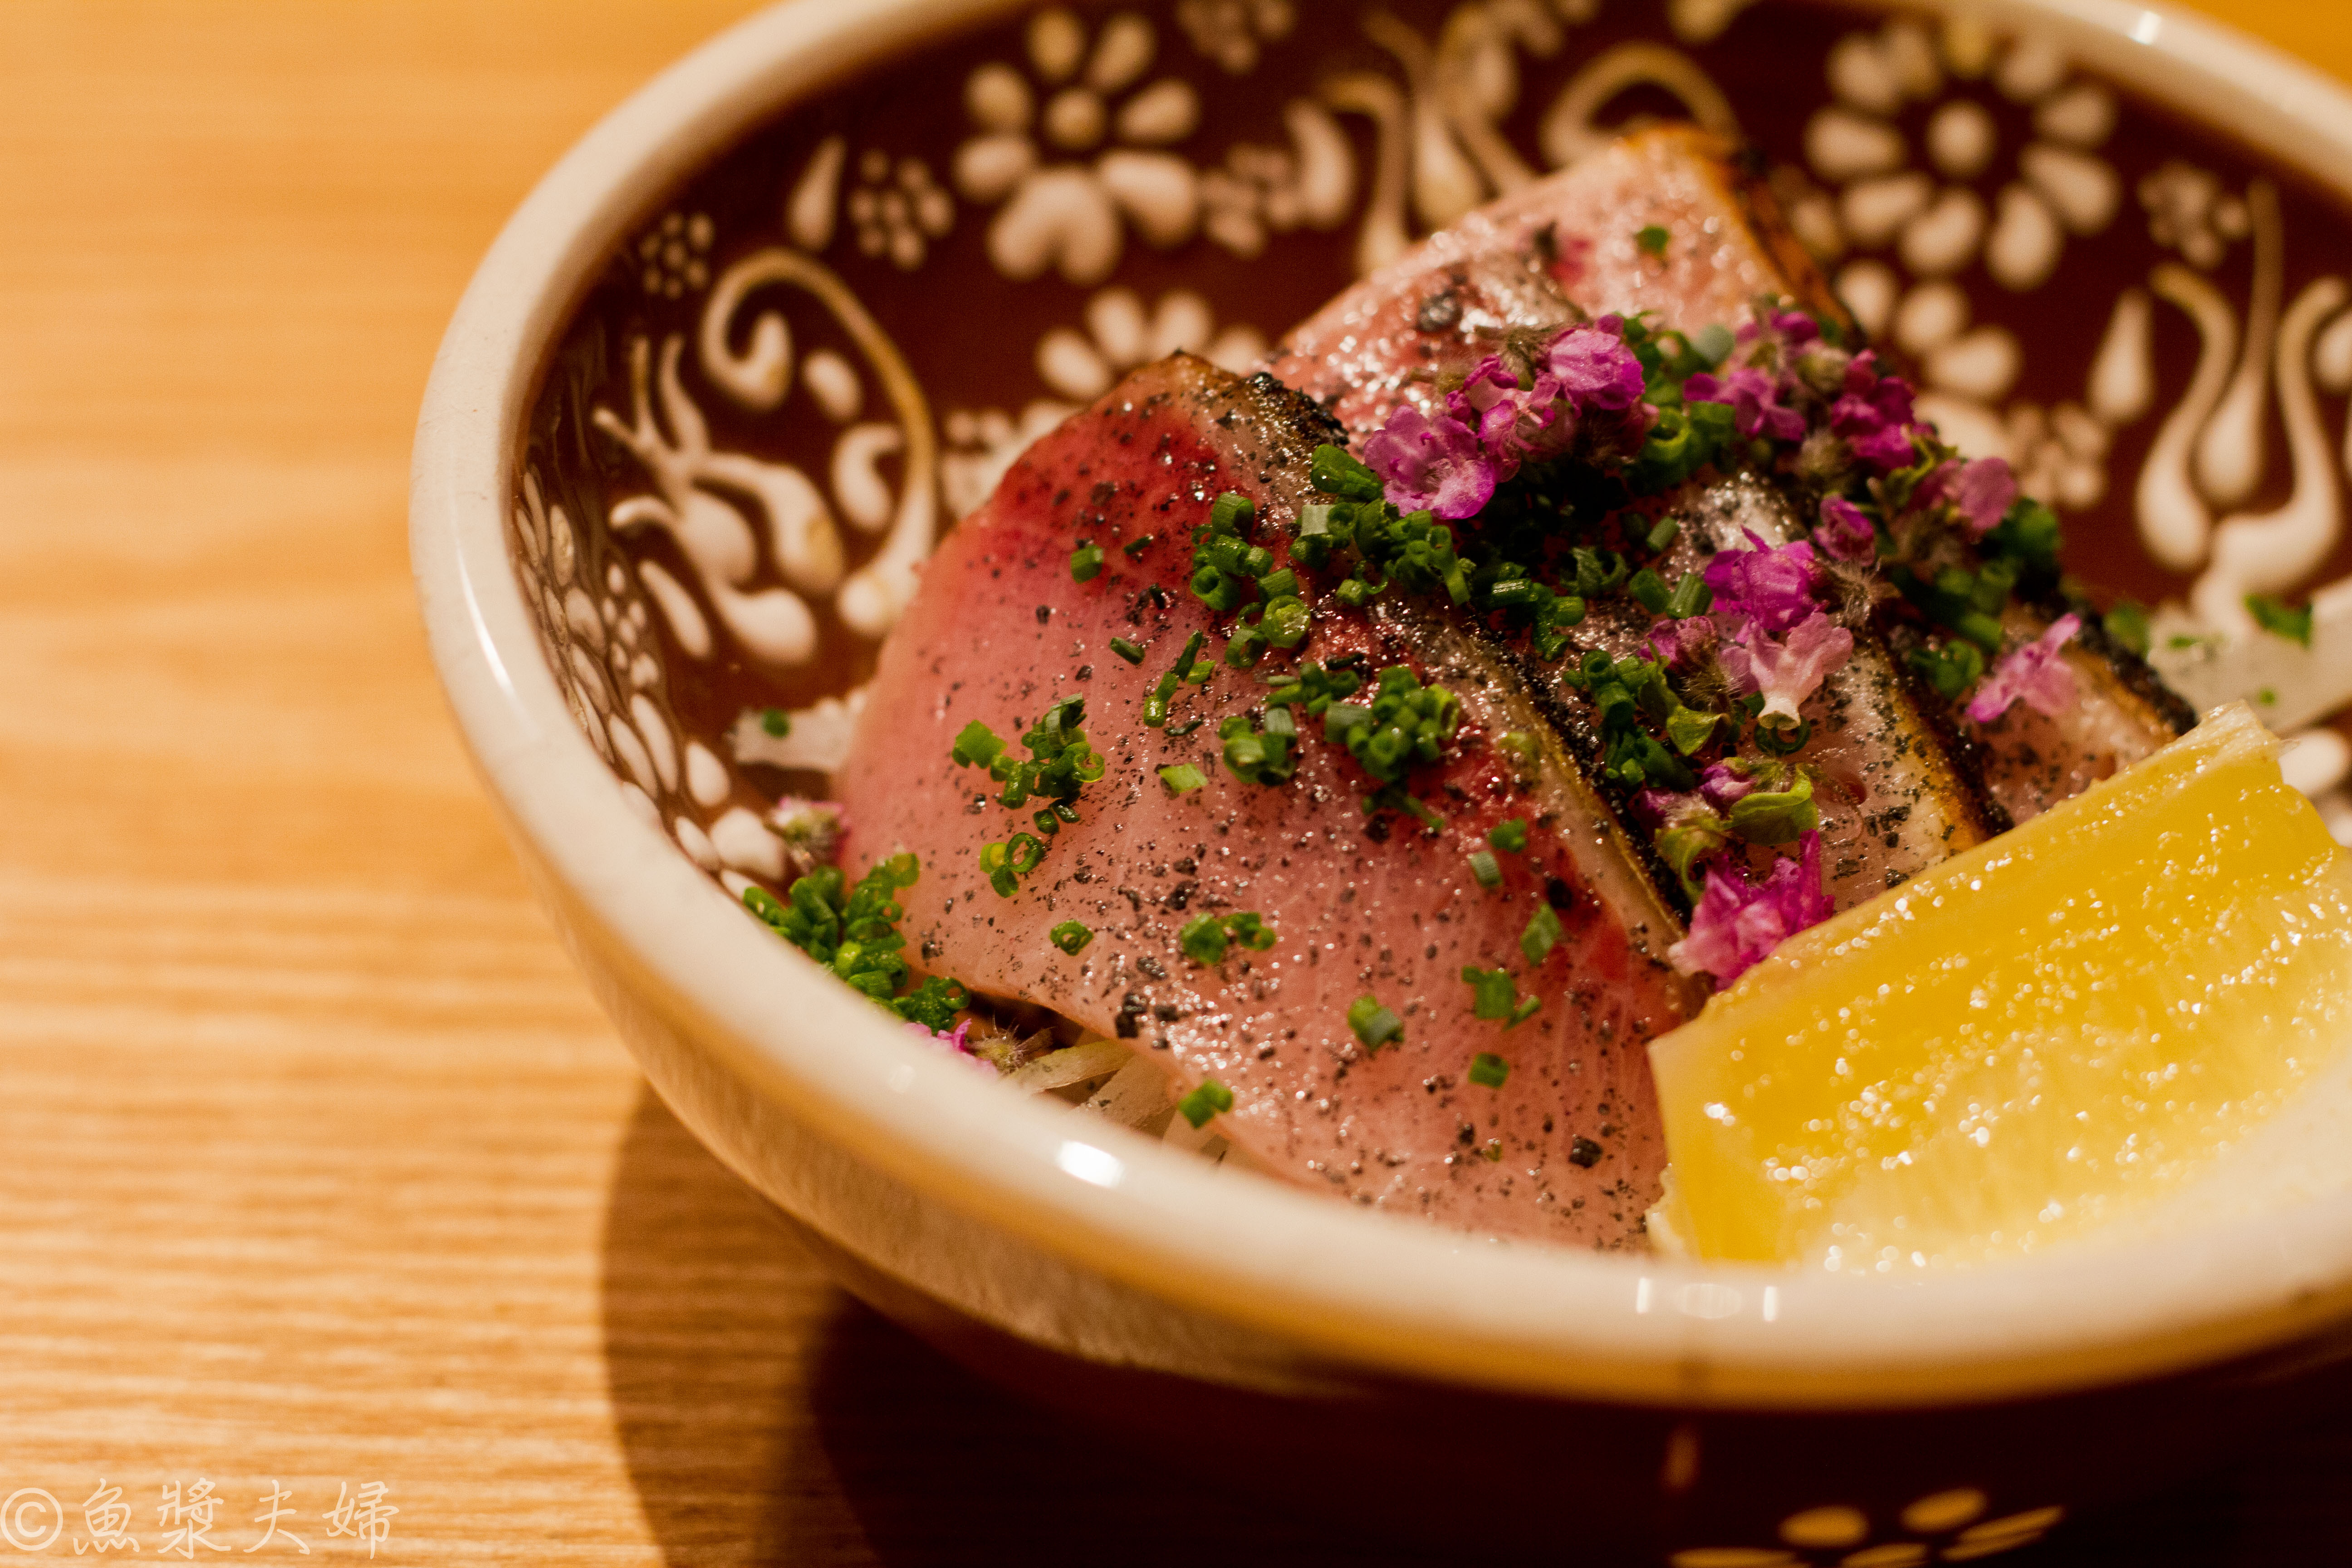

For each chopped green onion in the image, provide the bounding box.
[761,707,792,737]
[1628,568,1671,614]
[1467,1051,1510,1089]
[1109,637,1145,665]
[1171,630,1206,681]
[1309,444,1384,503]
[1032,809,1060,835]
[1176,1078,1235,1128]
[1348,994,1403,1053]
[1159,763,1206,794]
[1049,920,1094,955]
[951,720,1006,769]
[1257,567,1298,600]
[1210,491,1257,532]
[1468,849,1501,889]
[1520,902,1562,965]
[1224,622,1266,669]
[1665,571,1711,620]
[1262,595,1310,649]
[1070,542,1105,582]
[1485,578,1547,609]
[1180,912,1229,965]
[1191,565,1246,612]
[2102,599,2151,657]
[1644,517,1680,554]
[978,841,1018,898]
[2247,593,2314,648]
[1509,994,1541,1026]
[1006,833,1045,875]
[1122,534,1155,559]
[1219,713,1294,785]
[1143,671,1178,727]
[1487,818,1528,854]
[1636,224,1669,257]
[1462,965,1518,1020]
[1225,911,1277,950]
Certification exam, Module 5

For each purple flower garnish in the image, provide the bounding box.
[1699,762,1755,811]
[1830,350,1922,472]
[1721,610,1855,728]
[1815,494,1877,564]
[1363,402,1496,520]
[1966,613,2083,724]
[1669,832,1834,985]
[906,1016,993,1076]
[1646,614,1719,669]
[1446,355,1569,478]
[1944,456,2019,539]
[1703,530,1822,635]
[1633,787,1694,827]
[1736,307,1823,355]
[1544,318,1647,412]
[1684,365,1807,443]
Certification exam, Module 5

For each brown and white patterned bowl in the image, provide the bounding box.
[412,0,2352,1558]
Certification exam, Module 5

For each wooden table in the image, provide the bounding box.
[2,4,2345,1562]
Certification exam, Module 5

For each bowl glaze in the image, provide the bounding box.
[412,0,2352,1558]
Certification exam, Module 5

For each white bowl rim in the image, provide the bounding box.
[412,0,2352,1410]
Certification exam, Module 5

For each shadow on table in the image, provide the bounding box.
[599,1085,2349,1568]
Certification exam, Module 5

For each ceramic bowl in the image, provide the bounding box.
[412,0,2352,1558]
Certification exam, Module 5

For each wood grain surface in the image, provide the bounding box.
[0,4,2346,1563]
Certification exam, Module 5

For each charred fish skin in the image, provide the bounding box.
[835,354,1684,1247]
[1542,473,2004,910]
[1953,600,2197,824]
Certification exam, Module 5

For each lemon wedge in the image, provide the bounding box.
[1649,702,2352,1271]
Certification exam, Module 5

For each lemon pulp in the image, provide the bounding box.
[1648,703,2352,1271]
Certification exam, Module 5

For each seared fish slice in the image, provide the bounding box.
[836,357,1690,1246]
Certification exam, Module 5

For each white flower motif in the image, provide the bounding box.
[951,8,1203,286]
[635,211,714,298]
[1174,0,1294,74]
[1197,100,1357,257]
[1793,17,2124,500]
[1034,286,1266,402]
[847,150,954,270]
[2139,159,2251,270]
